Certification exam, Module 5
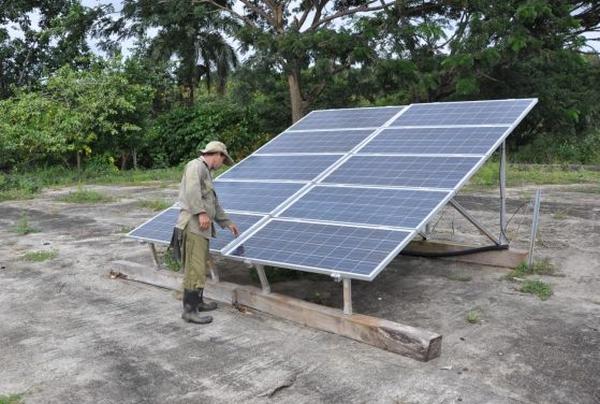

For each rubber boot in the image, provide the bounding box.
[197,288,217,312]
[181,289,212,324]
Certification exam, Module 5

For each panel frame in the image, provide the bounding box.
[127,206,180,245]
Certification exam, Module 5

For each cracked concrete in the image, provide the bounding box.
[0,182,599,403]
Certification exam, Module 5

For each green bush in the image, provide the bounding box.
[513,130,600,164]
[147,96,269,166]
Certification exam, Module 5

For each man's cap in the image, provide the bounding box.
[201,141,234,165]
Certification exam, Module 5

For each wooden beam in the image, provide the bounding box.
[403,240,527,269]
[111,260,442,361]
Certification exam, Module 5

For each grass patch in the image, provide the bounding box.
[22,250,58,262]
[552,210,568,220]
[58,188,114,204]
[467,161,600,190]
[0,166,184,202]
[12,213,39,235]
[520,279,553,300]
[505,259,558,280]
[466,310,481,324]
[446,273,472,282]
[0,393,24,404]
[162,250,182,272]
[138,199,171,211]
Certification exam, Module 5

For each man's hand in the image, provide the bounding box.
[228,223,240,237]
[198,213,211,230]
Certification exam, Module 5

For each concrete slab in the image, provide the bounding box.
[1,183,599,403]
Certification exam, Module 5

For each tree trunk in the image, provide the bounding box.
[287,69,304,123]
[120,152,129,170]
[132,149,138,170]
[76,151,81,171]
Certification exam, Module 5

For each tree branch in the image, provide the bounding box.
[309,1,394,31]
[194,0,257,27]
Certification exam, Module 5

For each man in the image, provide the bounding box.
[175,141,239,324]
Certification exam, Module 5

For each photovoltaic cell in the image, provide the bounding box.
[390,99,535,126]
[322,155,480,189]
[128,207,179,244]
[360,127,508,155]
[279,186,450,229]
[218,155,341,181]
[229,219,412,277]
[290,107,404,130]
[214,181,303,213]
[210,213,264,252]
[257,129,375,154]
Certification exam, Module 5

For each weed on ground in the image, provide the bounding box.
[467,309,481,324]
[58,188,115,204]
[12,213,39,235]
[138,199,171,211]
[0,394,24,404]
[22,250,58,262]
[505,258,558,280]
[520,279,553,300]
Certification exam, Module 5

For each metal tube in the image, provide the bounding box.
[449,199,501,245]
[499,141,508,244]
[255,264,271,294]
[343,278,353,315]
[149,243,161,270]
[528,189,542,268]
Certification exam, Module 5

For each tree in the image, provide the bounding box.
[109,0,239,103]
[197,0,454,121]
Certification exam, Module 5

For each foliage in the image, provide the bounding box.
[467,310,481,324]
[147,96,269,166]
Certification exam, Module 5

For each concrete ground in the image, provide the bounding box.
[0,182,599,403]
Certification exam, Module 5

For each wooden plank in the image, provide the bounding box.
[235,287,441,361]
[403,240,528,269]
[111,260,442,361]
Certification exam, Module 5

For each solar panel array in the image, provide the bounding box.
[128,99,537,281]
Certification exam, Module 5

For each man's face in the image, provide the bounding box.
[212,153,225,169]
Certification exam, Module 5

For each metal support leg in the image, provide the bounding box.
[208,258,220,282]
[343,278,352,316]
[528,189,542,268]
[149,243,161,270]
[449,199,501,245]
[499,142,508,244]
[255,265,271,294]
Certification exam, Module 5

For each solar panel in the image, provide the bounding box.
[218,155,341,182]
[128,207,180,244]
[321,155,480,189]
[128,98,537,281]
[227,219,413,279]
[290,107,404,130]
[390,99,535,126]
[209,213,264,252]
[257,129,375,154]
[215,181,304,213]
[360,127,508,155]
[278,185,450,229]
[127,207,265,253]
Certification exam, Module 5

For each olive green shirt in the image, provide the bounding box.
[175,157,232,239]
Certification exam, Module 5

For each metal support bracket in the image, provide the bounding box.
[343,278,353,316]
[528,189,542,268]
[149,243,161,270]
[449,199,501,245]
[255,264,271,294]
[499,141,509,244]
